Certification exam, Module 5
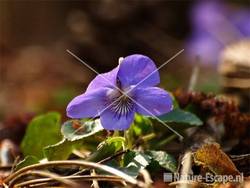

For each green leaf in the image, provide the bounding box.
[157,108,203,126]
[61,119,104,141]
[132,114,153,136]
[87,137,125,162]
[45,119,104,161]
[121,151,151,177]
[15,156,39,171]
[44,139,82,161]
[125,115,153,148]
[146,150,177,172]
[21,112,62,159]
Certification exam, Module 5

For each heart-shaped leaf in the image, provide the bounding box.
[157,108,203,127]
[146,150,177,173]
[109,151,151,178]
[87,137,125,162]
[21,112,62,159]
[61,119,104,141]
[44,139,82,161]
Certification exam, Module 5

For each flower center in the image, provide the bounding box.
[107,88,134,117]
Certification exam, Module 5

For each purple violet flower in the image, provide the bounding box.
[66,54,173,130]
[187,0,250,65]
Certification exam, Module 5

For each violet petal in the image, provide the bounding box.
[134,87,173,116]
[66,88,110,118]
[86,67,119,93]
[118,54,160,88]
[100,108,135,130]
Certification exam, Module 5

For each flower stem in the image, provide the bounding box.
[124,130,133,150]
[113,130,120,137]
[156,134,177,149]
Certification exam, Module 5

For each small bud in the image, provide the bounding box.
[118,57,124,65]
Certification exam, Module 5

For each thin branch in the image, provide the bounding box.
[72,150,128,176]
[98,149,128,164]
[4,160,143,187]
[139,169,153,188]
[188,56,200,92]
[14,175,123,188]
[91,170,100,188]
[0,165,12,170]
[10,170,79,188]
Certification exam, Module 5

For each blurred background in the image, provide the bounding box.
[1,0,250,119]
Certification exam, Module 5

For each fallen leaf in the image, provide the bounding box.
[193,143,240,175]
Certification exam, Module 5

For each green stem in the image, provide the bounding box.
[124,130,133,150]
[141,133,156,142]
[156,134,177,149]
[113,130,120,137]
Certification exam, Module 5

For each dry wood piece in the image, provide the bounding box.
[218,40,250,111]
